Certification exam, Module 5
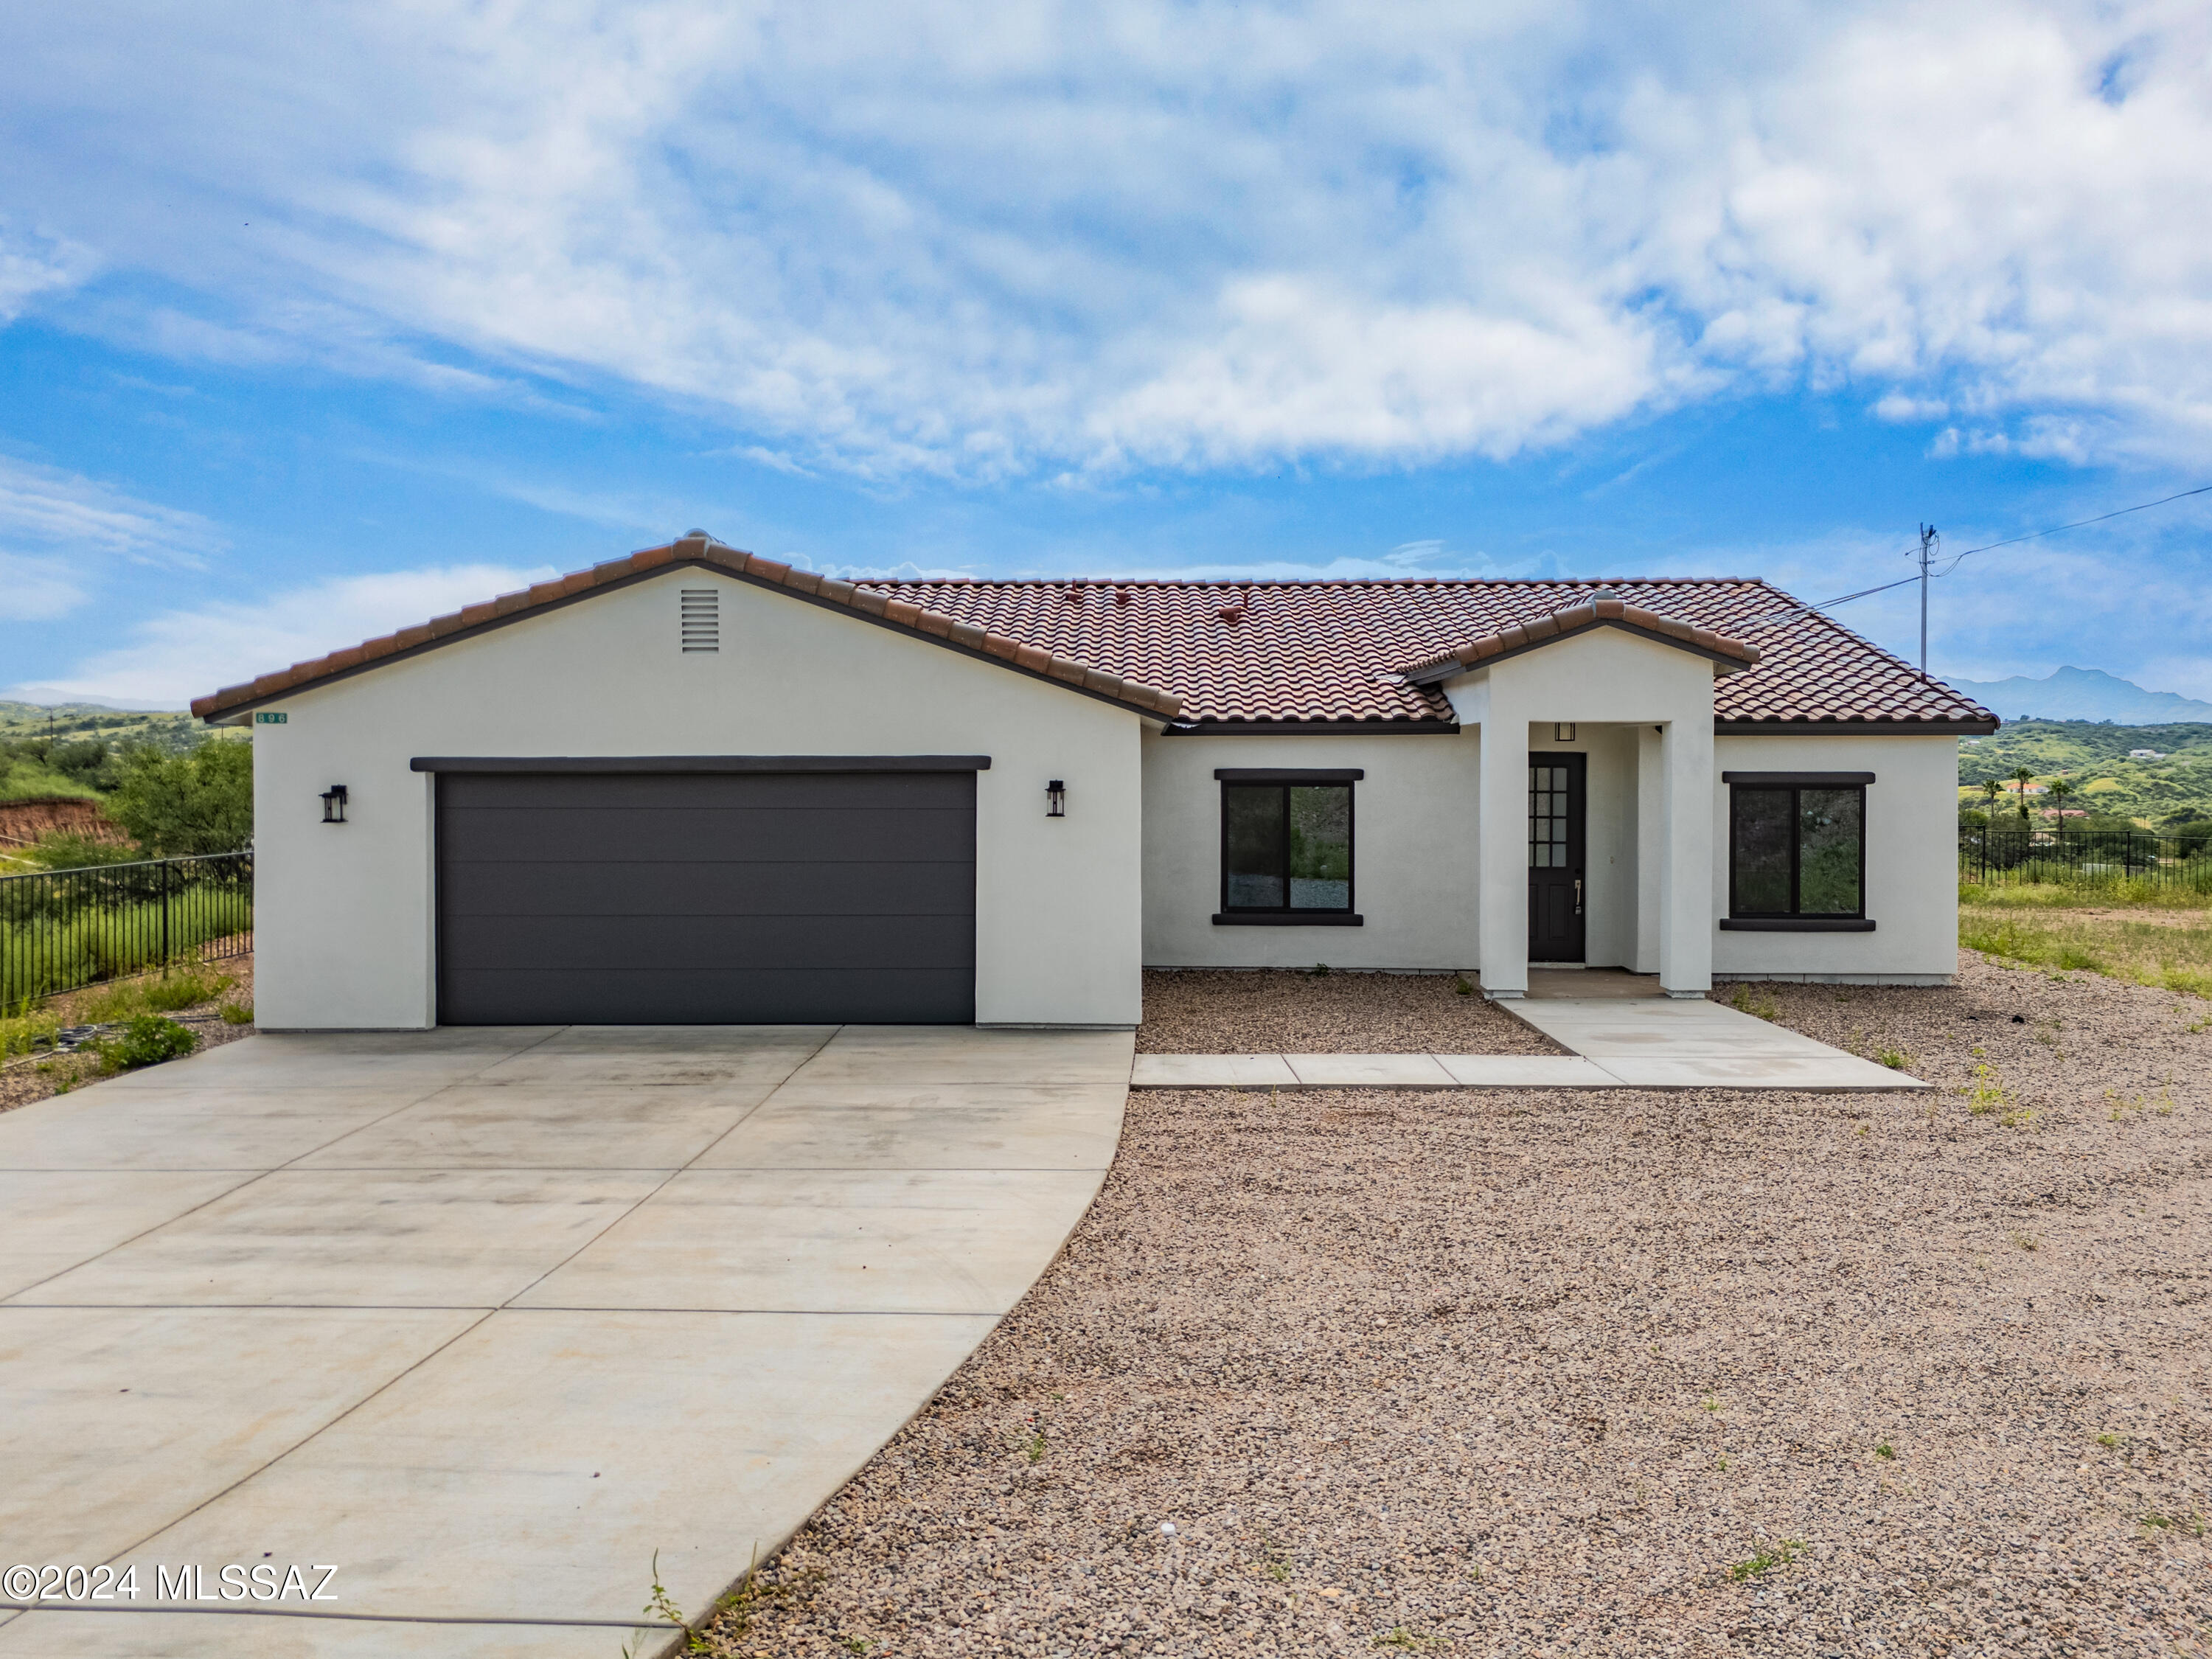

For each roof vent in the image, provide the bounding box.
[1591,588,1619,603]
[684,527,714,540]
[680,588,719,653]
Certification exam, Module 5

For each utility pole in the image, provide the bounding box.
[1914,524,1938,676]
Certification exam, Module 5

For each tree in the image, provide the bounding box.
[2010,765,2036,823]
[105,739,253,855]
[1980,779,2003,814]
[2047,776,2075,820]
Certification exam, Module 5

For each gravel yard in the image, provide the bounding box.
[1138,968,1565,1055]
[700,953,2211,1657]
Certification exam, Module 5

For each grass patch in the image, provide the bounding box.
[0,1006,63,1058]
[1728,1540,1805,1582]
[1725,984,1781,1021]
[1960,874,2212,911]
[1,893,252,1004]
[73,965,234,1021]
[1958,892,2212,998]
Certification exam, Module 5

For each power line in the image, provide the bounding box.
[1743,481,2212,633]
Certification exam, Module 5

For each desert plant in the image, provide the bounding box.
[1729,1540,1804,1581]
[88,1015,198,1073]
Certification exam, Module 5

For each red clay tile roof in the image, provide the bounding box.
[864,576,1997,728]
[192,543,1997,731]
[1399,595,1761,678]
[189,537,1186,722]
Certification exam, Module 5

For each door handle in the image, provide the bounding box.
[1573,877,1583,914]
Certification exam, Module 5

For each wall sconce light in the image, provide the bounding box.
[320,785,349,824]
[1046,779,1066,818]
[1553,723,1577,742]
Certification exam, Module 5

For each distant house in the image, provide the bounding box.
[2129,748,2165,759]
[192,535,2000,1029]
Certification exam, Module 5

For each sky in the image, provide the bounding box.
[1,0,2209,708]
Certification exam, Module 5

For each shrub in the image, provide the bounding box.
[90,1015,200,1073]
[1,1007,63,1059]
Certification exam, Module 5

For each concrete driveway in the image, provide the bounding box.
[0,1025,1130,1657]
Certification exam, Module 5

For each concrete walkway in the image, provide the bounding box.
[0,1025,1129,1657]
[1133,994,1927,1091]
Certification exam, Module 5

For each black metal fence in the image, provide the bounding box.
[1,852,253,1006]
[1958,824,2212,892]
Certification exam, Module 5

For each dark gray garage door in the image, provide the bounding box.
[435,769,975,1024]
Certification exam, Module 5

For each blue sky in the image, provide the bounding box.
[3,0,2209,706]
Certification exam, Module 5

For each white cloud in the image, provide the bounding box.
[3,1,2211,473]
[32,564,560,706]
[0,454,223,566]
[0,221,94,324]
[0,455,226,620]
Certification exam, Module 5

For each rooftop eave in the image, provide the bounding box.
[192,536,1186,725]
[1401,605,1761,686]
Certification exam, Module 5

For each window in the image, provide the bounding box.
[1529,763,1573,867]
[1214,769,1360,924]
[1728,779,1865,919]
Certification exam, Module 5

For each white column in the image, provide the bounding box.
[1657,717,1714,996]
[1475,709,1528,998]
[1633,725,1662,975]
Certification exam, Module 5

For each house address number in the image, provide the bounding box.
[254,712,288,724]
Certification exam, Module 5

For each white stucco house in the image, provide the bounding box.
[192,533,1998,1030]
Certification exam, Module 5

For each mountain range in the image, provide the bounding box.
[1942,666,2212,724]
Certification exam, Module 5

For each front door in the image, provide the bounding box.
[1528,754,1586,962]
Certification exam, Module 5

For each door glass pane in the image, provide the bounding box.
[1287,785,1351,909]
[1529,765,1568,868]
[1224,785,1286,908]
[1732,788,1792,913]
[1798,788,1863,914]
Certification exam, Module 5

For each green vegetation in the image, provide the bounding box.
[1959,886,2212,998]
[1728,1540,1804,1581]
[1958,720,2212,829]
[89,1014,200,1072]
[1,878,253,1004]
[105,741,253,855]
[0,703,210,806]
[75,965,236,1020]
[1,967,237,1059]
[0,701,205,747]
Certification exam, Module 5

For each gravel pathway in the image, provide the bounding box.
[699,953,2211,1657]
[1139,969,1565,1055]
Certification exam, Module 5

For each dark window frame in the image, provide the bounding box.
[1726,782,1868,921]
[1214,773,1360,925]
